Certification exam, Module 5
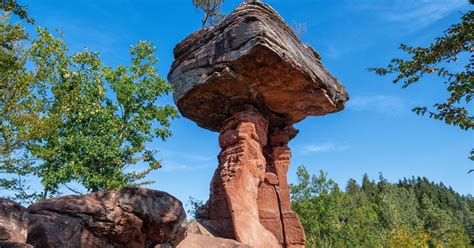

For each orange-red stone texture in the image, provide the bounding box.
[168,0,349,246]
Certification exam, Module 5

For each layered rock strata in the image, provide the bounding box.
[168,1,348,132]
[257,127,305,247]
[197,110,280,247]
[168,0,349,247]
[27,187,187,248]
[196,111,305,247]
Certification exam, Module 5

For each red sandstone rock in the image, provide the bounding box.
[168,1,348,132]
[186,221,213,237]
[27,187,187,248]
[197,112,306,247]
[198,110,280,248]
[177,233,250,248]
[0,199,31,248]
[168,1,349,247]
[257,127,305,247]
[179,222,249,248]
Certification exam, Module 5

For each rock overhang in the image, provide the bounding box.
[168,1,349,132]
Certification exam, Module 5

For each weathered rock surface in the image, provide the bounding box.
[257,127,305,247]
[169,0,348,247]
[168,1,348,131]
[26,187,187,248]
[0,241,33,248]
[186,221,213,237]
[177,234,250,248]
[179,222,249,248]
[0,199,29,246]
[197,110,280,248]
[196,119,305,247]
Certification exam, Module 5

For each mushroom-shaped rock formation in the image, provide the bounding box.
[168,1,349,247]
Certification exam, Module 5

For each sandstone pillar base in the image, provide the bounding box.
[197,111,305,247]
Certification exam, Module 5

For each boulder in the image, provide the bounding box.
[0,198,29,246]
[0,241,33,248]
[27,187,187,248]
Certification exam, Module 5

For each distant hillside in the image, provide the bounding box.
[291,166,473,248]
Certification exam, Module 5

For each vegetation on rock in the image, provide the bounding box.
[192,0,226,27]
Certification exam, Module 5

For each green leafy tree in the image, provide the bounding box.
[369,4,473,159]
[0,1,178,203]
[0,0,34,23]
[0,0,43,203]
[291,165,473,247]
[192,0,225,27]
[186,196,204,220]
[291,166,343,246]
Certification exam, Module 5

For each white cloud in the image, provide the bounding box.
[347,95,405,114]
[385,0,465,30]
[354,0,467,32]
[182,154,214,162]
[302,143,350,154]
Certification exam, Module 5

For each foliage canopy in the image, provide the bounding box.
[292,166,473,248]
[369,6,473,159]
[0,1,178,203]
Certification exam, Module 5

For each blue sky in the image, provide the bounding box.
[16,0,473,203]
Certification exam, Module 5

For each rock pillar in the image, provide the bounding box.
[197,110,280,248]
[258,127,306,247]
[197,112,305,247]
[169,2,350,246]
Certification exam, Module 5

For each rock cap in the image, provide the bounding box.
[168,1,349,131]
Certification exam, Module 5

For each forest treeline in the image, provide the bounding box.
[291,166,473,248]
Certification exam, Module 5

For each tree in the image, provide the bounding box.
[0,1,178,203]
[290,165,473,247]
[0,0,34,23]
[192,0,225,28]
[1,0,42,203]
[369,3,473,159]
[186,196,204,220]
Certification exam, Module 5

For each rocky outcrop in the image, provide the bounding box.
[196,114,305,247]
[186,221,213,237]
[197,109,280,247]
[169,1,348,132]
[168,0,349,247]
[27,187,186,248]
[257,127,306,247]
[180,222,249,248]
[0,199,31,248]
[177,234,250,248]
